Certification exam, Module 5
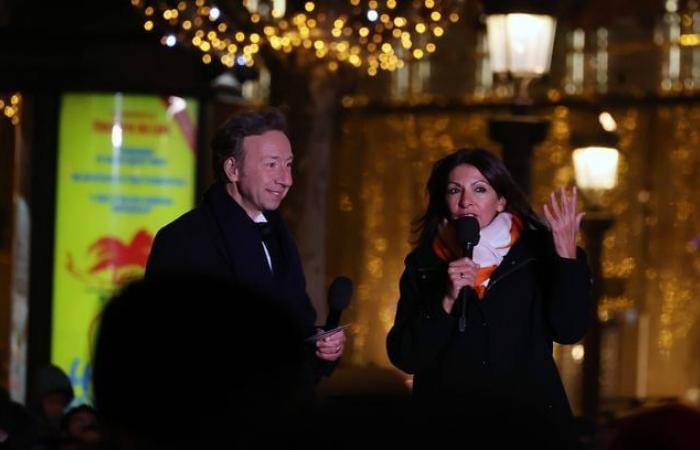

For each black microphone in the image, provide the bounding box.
[455,215,480,258]
[455,216,480,332]
[325,276,354,331]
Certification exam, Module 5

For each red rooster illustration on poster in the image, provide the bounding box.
[66,229,153,290]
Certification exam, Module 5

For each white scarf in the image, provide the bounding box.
[472,212,514,288]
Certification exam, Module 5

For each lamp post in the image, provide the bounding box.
[485,11,557,102]
[571,112,620,422]
[485,2,558,195]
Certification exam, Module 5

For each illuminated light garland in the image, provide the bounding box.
[132,0,260,68]
[0,93,22,126]
[131,0,464,75]
[259,0,463,75]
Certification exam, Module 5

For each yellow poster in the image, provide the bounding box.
[52,93,197,404]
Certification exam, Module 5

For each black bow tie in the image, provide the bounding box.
[255,221,274,238]
[255,221,282,276]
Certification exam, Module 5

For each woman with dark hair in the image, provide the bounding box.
[386,148,591,449]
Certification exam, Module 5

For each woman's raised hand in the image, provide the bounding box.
[543,186,585,259]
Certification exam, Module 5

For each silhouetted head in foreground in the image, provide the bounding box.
[605,402,700,450]
[92,276,310,449]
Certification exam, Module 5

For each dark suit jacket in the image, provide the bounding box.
[145,182,317,337]
[145,182,338,394]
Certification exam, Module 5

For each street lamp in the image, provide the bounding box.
[571,111,620,423]
[572,111,621,209]
[486,12,557,101]
[485,2,558,195]
[572,146,619,192]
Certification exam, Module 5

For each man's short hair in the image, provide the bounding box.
[211,108,288,183]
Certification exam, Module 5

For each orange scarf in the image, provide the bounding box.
[432,214,523,299]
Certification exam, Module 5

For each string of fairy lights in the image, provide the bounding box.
[1,93,21,126]
[131,0,262,68]
[131,0,464,75]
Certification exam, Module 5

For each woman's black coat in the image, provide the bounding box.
[386,226,592,448]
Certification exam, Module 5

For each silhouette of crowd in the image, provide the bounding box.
[2,275,700,450]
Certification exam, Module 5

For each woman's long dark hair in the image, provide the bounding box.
[413,147,544,247]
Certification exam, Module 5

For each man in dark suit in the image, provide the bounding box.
[145,108,345,372]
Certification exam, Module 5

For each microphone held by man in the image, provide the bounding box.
[311,276,353,360]
[325,275,353,331]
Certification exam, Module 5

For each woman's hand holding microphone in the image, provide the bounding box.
[442,257,478,314]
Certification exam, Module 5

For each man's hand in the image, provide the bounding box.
[316,328,346,361]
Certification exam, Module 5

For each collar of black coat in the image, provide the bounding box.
[201,182,283,277]
[203,182,282,228]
